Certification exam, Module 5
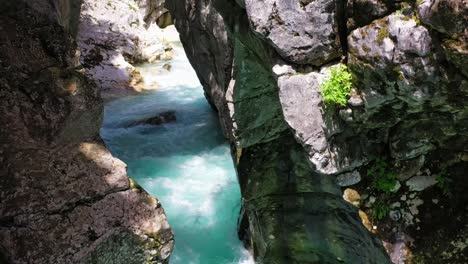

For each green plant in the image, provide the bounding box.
[435,172,452,197]
[128,3,138,11]
[367,159,398,193]
[377,27,389,44]
[320,64,353,107]
[372,200,390,220]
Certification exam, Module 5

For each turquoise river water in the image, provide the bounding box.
[100,41,254,264]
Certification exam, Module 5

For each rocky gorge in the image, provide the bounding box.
[1,0,467,263]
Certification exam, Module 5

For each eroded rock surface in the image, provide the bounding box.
[78,0,172,99]
[245,0,342,65]
[168,0,467,263]
[0,1,173,263]
[168,0,391,262]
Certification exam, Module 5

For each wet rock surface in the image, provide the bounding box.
[125,111,177,127]
[0,1,173,263]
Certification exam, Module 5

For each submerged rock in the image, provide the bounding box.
[126,111,177,127]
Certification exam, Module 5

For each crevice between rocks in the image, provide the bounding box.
[336,0,349,62]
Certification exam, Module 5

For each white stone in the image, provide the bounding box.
[272,64,296,76]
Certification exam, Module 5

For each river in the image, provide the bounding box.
[100,34,253,264]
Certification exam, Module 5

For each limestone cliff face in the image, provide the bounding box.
[168,0,467,263]
[0,1,173,263]
[77,0,172,99]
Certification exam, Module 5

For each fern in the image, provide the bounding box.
[320,65,353,107]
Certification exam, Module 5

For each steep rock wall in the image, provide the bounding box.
[0,1,173,263]
[167,0,391,263]
[168,0,467,263]
[77,0,173,99]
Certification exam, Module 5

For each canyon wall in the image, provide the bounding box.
[0,1,173,263]
[77,0,173,100]
[167,0,468,263]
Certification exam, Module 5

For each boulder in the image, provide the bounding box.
[126,111,177,127]
[245,0,342,65]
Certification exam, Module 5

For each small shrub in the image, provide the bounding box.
[367,159,398,194]
[320,65,353,107]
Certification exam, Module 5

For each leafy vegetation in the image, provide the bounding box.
[367,159,398,194]
[435,171,452,197]
[372,200,391,220]
[320,65,353,107]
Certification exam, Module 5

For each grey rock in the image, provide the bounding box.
[396,155,425,181]
[125,111,177,127]
[166,0,235,141]
[418,0,468,77]
[336,171,362,187]
[389,210,401,221]
[0,2,173,262]
[348,12,467,163]
[278,69,368,174]
[406,175,437,192]
[347,0,393,30]
[408,198,424,216]
[245,0,342,65]
[348,95,364,106]
[278,72,329,155]
[418,0,467,37]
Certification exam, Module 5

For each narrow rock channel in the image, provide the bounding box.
[100,35,254,264]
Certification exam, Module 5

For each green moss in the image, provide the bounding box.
[128,3,138,11]
[129,177,144,192]
[377,27,388,45]
[413,15,422,26]
[320,64,353,107]
[144,232,162,250]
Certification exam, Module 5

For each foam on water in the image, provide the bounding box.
[100,28,254,264]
